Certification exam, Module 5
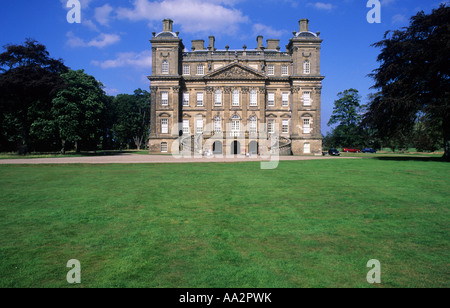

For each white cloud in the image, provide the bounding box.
[307,2,335,11]
[95,4,114,26]
[82,19,100,32]
[252,24,286,38]
[66,32,121,48]
[116,0,249,34]
[392,14,408,25]
[105,88,120,96]
[91,50,153,70]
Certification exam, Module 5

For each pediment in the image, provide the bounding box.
[204,63,267,80]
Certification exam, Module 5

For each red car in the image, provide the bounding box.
[343,148,361,153]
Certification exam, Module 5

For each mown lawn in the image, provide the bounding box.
[0,150,147,160]
[0,158,448,288]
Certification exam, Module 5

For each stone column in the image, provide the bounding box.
[206,86,214,134]
[224,86,232,124]
[150,86,158,138]
[172,86,180,137]
[259,87,266,126]
[291,86,300,137]
[241,87,249,128]
[151,48,156,75]
[313,86,322,139]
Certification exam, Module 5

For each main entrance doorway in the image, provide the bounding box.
[232,141,241,155]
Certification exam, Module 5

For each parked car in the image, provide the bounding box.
[328,149,341,156]
[343,148,361,153]
[362,148,377,153]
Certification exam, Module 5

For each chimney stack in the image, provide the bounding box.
[208,36,216,51]
[163,19,173,32]
[257,36,264,50]
[299,19,309,32]
[266,39,280,51]
[191,40,205,51]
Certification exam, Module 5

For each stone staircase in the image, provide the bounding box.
[269,136,292,155]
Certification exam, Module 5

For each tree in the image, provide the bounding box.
[98,95,118,151]
[0,39,68,153]
[414,112,442,152]
[327,88,365,148]
[365,4,450,160]
[113,89,150,150]
[52,70,107,154]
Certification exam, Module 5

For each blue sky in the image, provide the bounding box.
[1,0,447,134]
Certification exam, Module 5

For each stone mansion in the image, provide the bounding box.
[148,19,324,155]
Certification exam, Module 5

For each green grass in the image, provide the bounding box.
[0,158,449,288]
[0,150,147,160]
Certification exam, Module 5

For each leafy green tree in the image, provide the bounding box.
[327,88,365,148]
[52,70,107,154]
[365,4,450,159]
[98,95,118,151]
[113,89,150,150]
[0,39,68,153]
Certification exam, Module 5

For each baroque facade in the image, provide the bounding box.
[148,19,324,155]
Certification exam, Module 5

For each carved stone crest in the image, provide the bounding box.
[207,63,266,80]
[217,66,254,79]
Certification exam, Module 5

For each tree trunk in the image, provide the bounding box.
[134,136,142,151]
[443,116,450,161]
[61,139,66,155]
[444,137,450,161]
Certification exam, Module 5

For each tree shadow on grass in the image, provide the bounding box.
[75,150,148,157]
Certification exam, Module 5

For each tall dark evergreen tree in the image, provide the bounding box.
[0,39,68,153]
[365,4,450,159]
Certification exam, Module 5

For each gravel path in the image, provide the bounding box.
[0,153,349,165]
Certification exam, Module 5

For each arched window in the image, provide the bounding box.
[303,118,311,134]
[303,60,310,74]
[162,60,169,74]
